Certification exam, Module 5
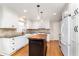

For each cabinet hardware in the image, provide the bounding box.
[12,43,15,44]
[12,38,15,40]
[74,8,79,15]
[12,48,15,50]
[74,26,76,32]
[74,26,78,32]
[76,26,78,32]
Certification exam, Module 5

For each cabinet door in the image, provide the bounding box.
[61,16,73,56]
[78,14,79,55]
[0,38,14,55]
[0,38,3,54]
[70,14,78,56]
[0,7,18,28]
[69,17,74,56]
[74,14,79,56]
[61,17,69,43]
[29,40,44,56]
[14,36,26,50]
[61,44,69,56]
[70,40,76,56]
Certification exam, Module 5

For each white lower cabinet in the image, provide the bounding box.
[0,38,15,55]
[14,36,27,51]
[0,36,27,56]
[70,40,76,56]
[60,43,69,56]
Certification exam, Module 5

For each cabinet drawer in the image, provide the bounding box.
[1,38,16,55]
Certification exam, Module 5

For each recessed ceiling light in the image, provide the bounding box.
[24,10,27,13]
[53,13,56,15]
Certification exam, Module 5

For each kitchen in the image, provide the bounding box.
[0,3,79,56]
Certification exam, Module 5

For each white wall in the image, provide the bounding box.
[26,20,33,29]
[50,21,61,40]
[0,6,19,28]
[0,6,3,26]
[49,4,68,41]
[0,6,29,45]
[26,19,50,42]
[26,18,61,41]
[26,19,50,29]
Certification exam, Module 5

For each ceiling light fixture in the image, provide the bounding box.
[24,10,27,13]
[40,11,43,19]
[36,4,40,20]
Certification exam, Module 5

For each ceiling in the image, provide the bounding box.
[0,3,67,21]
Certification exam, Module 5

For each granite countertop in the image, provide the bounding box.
[26,29,50,34]
[0,28,24,38]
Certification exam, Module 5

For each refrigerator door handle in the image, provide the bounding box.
[76,26,78,32]
[74,26,76,32]
[74,26,78,32]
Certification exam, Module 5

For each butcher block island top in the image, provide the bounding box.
[28,34,47,40]
[28,33,47,56]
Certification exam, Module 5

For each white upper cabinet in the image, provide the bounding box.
[26,20,33,29]
[0,6,19,28]
[26,20,50,29]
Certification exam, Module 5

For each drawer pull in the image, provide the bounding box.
[12,38,15,40]
[12,43,15,44]
[12,48,15,50]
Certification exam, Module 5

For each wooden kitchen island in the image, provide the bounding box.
[28,34,47,56]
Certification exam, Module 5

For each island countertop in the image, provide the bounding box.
[28,33,47,40]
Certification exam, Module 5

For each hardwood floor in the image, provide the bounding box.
[12,40,63,56]
[12,45,29,56]
[49,40,63,56]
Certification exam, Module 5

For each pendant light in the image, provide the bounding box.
[37,4,40,20]
[40,11,43,19]
[40,11,43,24]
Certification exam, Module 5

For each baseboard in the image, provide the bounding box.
[59,46,64,56]
[49,40,59,42]
[0,51,10,56]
